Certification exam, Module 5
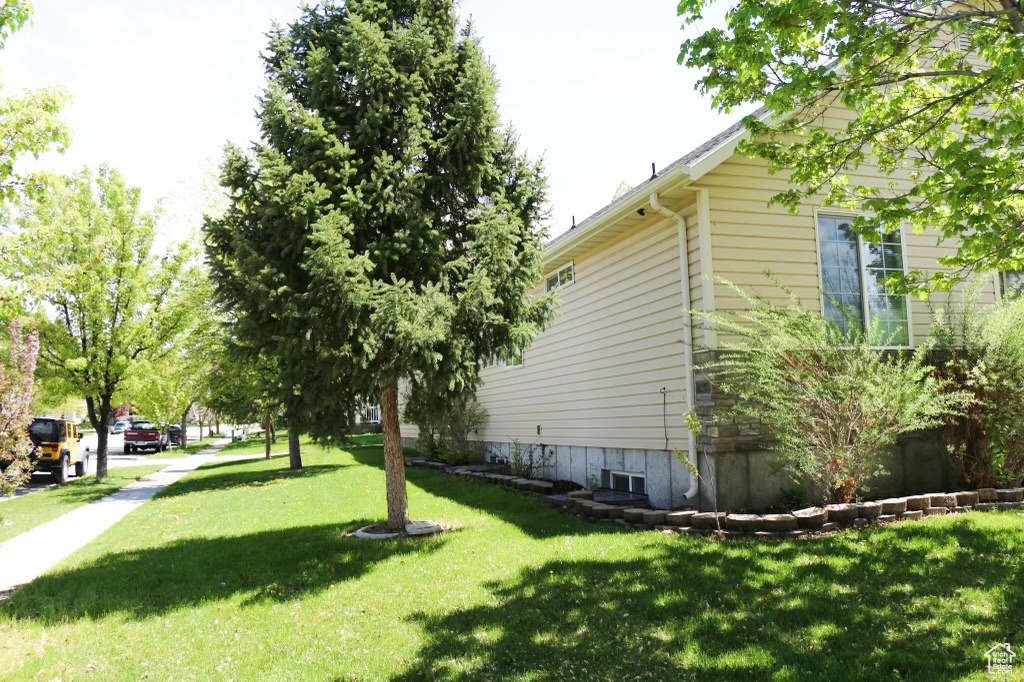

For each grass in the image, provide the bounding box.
[207,433,287,457]
[1,438,1022,680]
[156,435,222,458]
[0,465,164,544]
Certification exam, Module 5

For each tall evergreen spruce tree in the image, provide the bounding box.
[205,0,551,530]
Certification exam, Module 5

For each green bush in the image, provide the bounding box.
[402,388,487,465]
[697,281,964,504]
[932,292,1024,488]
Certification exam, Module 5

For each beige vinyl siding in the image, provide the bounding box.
[695,136,997,344]
[699,155,822,314]
[904,226,998,341]
[472,202,694,452]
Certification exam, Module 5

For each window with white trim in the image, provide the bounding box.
[1000,271,1024,299]
[607,470,646,494]
[817,213,910,346]
[545,262,574,292]
[499,348,524,368]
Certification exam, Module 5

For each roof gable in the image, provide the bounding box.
[544,107,770,266]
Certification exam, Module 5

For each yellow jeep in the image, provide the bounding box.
[28,417,89,483]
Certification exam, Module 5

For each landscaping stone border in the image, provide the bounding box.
[405,458,1024,541]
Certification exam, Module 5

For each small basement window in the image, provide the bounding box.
[545,262,575,292]
[609,471,646,495]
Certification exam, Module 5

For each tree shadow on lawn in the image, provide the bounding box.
[397,515,1024,681]
[27,475,153,506]
[347,446,624,540]
[154,462,348,499]
[1,520,447,625]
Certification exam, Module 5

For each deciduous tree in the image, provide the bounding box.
[8,166,206,478]
[0,0,68,209]
[206,0,552,530]
[203,331,288,462]
[677,0,1024,290]
[0,319,38,495]
[126,296,217,448]
[0,0,68,324]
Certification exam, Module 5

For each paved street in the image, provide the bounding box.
[9,425,211,497]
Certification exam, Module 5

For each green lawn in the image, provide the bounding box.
[152,435,222,458]
[207,431,288,457]
[1,440,1022,680]
[0,465,164,544]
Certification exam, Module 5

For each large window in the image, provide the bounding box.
[817,213,910,346]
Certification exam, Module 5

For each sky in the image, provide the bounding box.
[2,0,741,243]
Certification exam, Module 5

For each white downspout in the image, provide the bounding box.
[649,192,699,501]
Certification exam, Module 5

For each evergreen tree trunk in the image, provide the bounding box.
[264,414,271,459]
[288,428,302,470]
[380,379,409,531]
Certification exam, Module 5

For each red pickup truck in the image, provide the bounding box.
[124,421,168,454]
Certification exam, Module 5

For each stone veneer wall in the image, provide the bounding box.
[692,350,958,512]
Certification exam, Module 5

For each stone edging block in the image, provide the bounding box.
[761,514,798,532]
[405,457,1024,544]
[857,501,883,518]
[642,510,667,526]
[824,503,858,523]
[665,510,695,527]
[793,507,826,529]
[996,488,1024,503]
[954,491,980,506]
[905,495,932,511]
[725,513,762,533]
[691,512,727,530]
[880,498,908,515]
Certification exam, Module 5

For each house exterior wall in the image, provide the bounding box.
[687,124,996,510]
[695,109,998,334]
[402,101,1000,511]
[401,197,702,508]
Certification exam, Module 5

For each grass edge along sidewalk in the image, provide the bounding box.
[0,438,232,597]
[0,465,164,544]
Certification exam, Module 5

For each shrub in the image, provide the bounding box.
[402,388,487,465]
[697,281,964,504]
[932,292,1024,488]
[509,438,552,479]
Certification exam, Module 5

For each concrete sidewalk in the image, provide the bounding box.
[0,438,233,597]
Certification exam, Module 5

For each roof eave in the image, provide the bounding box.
[544,163,693,266]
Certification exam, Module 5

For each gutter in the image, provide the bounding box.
[545,164,691,266]
[649,192,700,501]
